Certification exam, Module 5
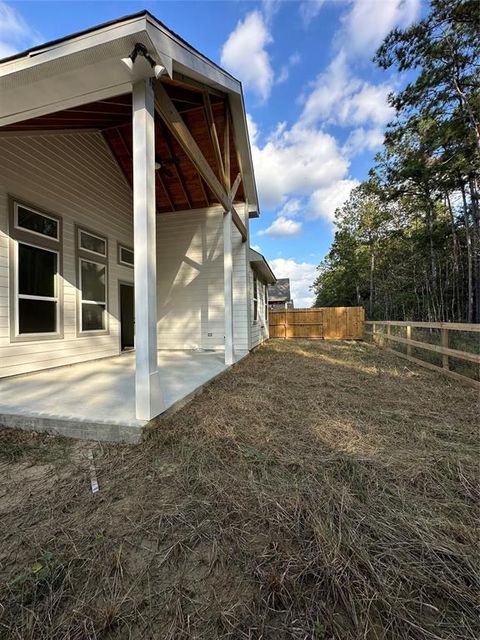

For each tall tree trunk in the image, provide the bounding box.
[460,182,474,322]
[369,248,375,318]
[467,175,480,322]
[446,192,462,321]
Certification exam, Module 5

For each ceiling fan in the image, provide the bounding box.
[154,156,179,179]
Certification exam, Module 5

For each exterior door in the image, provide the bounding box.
[120,283,134,350]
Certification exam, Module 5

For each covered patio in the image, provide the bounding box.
[0,349,247,442]
[0,10,259,436]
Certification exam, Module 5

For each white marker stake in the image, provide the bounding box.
[88,449,99,494]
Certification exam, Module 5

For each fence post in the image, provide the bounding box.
[441,327,449,369]
[406,324,412,357]
[372,322,376,345]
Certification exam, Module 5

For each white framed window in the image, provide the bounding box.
[253,274,258,323]
[78,228,107,257]
[16,241,60,336]
[118,244,134,267]
[79,258,107,332]
[14,203,59,241]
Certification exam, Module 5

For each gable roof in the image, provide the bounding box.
[249,248,276,284]
[0,10,237,86]
[0,9,259,216]
[268,278,291,302]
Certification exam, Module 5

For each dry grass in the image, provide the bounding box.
[0,339,478,640]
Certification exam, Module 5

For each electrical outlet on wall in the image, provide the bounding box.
[207,332,213,337]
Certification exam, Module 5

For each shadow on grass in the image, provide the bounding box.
[0,339,478,640]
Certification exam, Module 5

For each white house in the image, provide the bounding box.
[0,11,275,440]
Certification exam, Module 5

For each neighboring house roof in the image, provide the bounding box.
[249,248,276,284]
[0,9,259,217]
[268,278,291,302]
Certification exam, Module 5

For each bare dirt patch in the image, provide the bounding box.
[0,340,478,639]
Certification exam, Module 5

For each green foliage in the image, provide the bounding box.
[313,0,480,321]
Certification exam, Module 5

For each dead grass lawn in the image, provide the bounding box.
[0,339,478,640]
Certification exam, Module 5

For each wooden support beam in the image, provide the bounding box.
[226,103,244,190]
[223,103,231,191]
[203,91,225,185]
[154,82,229,209]
[229,173,242,204]
[154,82,247,242]
[231,206,247,242]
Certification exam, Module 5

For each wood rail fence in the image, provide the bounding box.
[269,307,364,340]
[364,320,480,389]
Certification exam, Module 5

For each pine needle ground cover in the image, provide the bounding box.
[0,340,478,639]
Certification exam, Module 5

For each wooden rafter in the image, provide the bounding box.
[226,103,244,193]
[203,91,225,185]
[154,83,228,207]
[229,173,242,204]
[117,124,174,211]
[223,102,231,191]
[157,119,192,209]
[154,83,247,242]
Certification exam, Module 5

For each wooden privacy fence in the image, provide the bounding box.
[269,307,365,340]
[364,320,480,389]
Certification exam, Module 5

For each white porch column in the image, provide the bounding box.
[132,79,164,420]
[223,209,235,365]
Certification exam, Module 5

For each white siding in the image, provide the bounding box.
[232,205,250,352]
[156,204,250,352]
[249,266,269,349]
[0,131,253,377]
[0,131,134,377]
[156,207,224,350]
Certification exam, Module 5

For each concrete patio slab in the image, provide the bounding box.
[0,350,248,442]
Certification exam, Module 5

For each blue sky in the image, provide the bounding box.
[0,0,423,305]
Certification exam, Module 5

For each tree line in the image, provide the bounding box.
[312,0,480,322]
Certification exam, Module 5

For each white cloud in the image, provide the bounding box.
[0,1,40,58]
[277,198,303,218]
[249,115,349,210]
[259,216,302,237]
[340,0,421,57]
[300,51,394,129]
[307,179,359,222]
[246,112,259,146]
[343,126,385,156]
[299,0,326,27]
[277,52,301,84]
[269,258,317,307]
[221,11,274,102]
[262,0,282,23]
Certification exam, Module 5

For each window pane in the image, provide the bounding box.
[80,231,106,256]
[120,247,134,265]
[81,261,106,302]
[82,303,105,331]
[254,300,258,321]
[19,244,56,297]
[17,206,58,239]
[19,299,56,333]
